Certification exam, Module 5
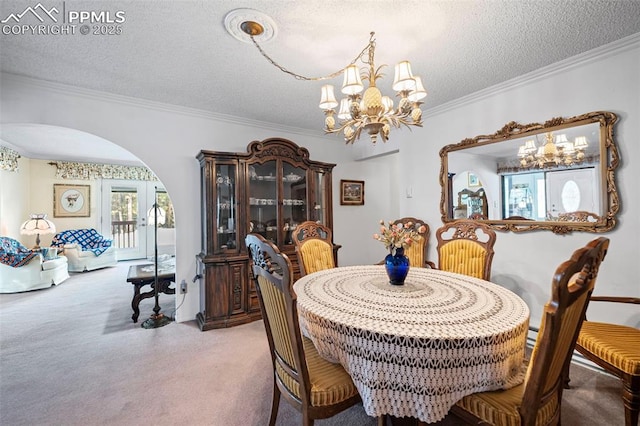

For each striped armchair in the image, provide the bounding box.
[573,296,640,426]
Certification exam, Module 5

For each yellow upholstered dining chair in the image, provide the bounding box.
[450,236,610,426]
[389,217,431,268]
[433,219,497,281]
[245,233,361,426]
[572,296,640,426]
[292,221,337,276]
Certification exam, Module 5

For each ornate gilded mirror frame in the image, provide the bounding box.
[439,111,619,234]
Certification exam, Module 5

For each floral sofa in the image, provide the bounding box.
[51,229,117,272]
[0,236,70,293]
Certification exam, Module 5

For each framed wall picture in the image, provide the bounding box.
[468,172,480,187]
[340,179,365,205]
[54,184,90,217]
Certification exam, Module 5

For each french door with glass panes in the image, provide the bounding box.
[101,180,170,260]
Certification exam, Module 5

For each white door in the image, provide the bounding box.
[546,168,598,215]
[101,180,160,260]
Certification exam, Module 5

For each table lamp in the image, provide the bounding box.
[20,213,56,249]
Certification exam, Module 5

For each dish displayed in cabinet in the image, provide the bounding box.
[249,173,303,182]
[249,198,277,205]
[284,173,302,182]
[254,175,277,181]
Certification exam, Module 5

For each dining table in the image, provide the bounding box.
[293,265,530,424]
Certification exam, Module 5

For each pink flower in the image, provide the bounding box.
[374,218,425,254]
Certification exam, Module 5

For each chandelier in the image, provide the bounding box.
[517,132,588,168]
[318,33,426,144]
[238,22,426,144]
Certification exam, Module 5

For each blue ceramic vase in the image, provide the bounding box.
[384,247,410,285]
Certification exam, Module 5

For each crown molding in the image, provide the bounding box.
[423,32,640,118]
[0,72,325,139]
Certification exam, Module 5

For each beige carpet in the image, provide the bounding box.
[0,261,625,425]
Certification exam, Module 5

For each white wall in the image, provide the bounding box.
[396,36,640,328]
[333,154,400,266]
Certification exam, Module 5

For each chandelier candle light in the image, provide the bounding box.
[236,16,426,144]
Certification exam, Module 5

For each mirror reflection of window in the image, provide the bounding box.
[502,173,544,220]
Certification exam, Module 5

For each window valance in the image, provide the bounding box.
[49,161,157,181]
[0,146,20,172]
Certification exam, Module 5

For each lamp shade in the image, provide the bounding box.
[20,214,56,236]
[574,136,589,150]
[524,140,537,152]
[337,98,351,120]
[341,64,364,95]
[319,85,338,110]
[147,206,166,226]
[381,96,394,114]
[408,76,427,102]
[392,61,415,91]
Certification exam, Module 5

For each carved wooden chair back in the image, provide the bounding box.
[435,219,497,281]
[292,221,335,276]
[452,237,610,426]
[245,233,360,425]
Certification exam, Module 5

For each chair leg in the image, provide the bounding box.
[268,382,280,426]
[621,380,639,426]
[302,412,313,426]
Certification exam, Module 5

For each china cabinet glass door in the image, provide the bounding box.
[313,170,329,226]
[216,163,237,251]
[248,161,278,243]
[282,161,307,245]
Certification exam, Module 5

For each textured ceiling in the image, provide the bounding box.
[1,0,640,163]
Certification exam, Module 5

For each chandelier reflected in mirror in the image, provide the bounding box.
[517,132,589,168]
[230,12,426,144]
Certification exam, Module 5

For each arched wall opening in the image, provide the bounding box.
[0,123,179,313]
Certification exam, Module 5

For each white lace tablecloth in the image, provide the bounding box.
[293,265,530,423]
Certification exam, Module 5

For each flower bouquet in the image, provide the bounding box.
[373,219,427,255]
[373,219,427,285]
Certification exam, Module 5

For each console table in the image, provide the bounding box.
[126,264,175,323]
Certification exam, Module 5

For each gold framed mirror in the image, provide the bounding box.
[439,111,619,234]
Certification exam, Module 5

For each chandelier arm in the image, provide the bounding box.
[249,34,373,81]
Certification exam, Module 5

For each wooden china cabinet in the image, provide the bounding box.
[196,138,336,331]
